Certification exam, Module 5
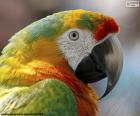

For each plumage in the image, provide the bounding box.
[0,9,121,116]
[0,79,77,115]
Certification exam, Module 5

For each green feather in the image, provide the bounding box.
[0,79,77,116]
[0,10,104,115]
[1,10,100,57]
[77,13,95,30]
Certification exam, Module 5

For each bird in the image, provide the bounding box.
[0,9,123,116]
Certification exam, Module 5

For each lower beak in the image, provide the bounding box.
[75,35,123,99]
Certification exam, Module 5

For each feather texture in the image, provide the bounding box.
[0,9,119,115]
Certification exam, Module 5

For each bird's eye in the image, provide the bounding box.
[69,31,79,41]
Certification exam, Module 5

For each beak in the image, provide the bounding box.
[75,35,123,99]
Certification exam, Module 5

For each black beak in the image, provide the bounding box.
[75,35,123,99]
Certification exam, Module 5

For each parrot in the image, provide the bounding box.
[0,9,123,116]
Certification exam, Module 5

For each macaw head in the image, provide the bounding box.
[56,10,123,98]
[4,9,123,98]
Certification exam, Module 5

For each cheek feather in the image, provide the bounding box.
[58,29,96,71]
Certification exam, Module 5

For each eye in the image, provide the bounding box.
[69,31,79,41]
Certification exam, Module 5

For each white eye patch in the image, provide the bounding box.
[57,28,96,71]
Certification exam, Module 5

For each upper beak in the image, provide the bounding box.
[75,35,123,99]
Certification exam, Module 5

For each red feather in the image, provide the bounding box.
[95,18,119,41]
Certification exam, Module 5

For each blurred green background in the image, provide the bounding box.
[0,0,140,116]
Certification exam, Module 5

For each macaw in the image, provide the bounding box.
[0,9,123,116]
